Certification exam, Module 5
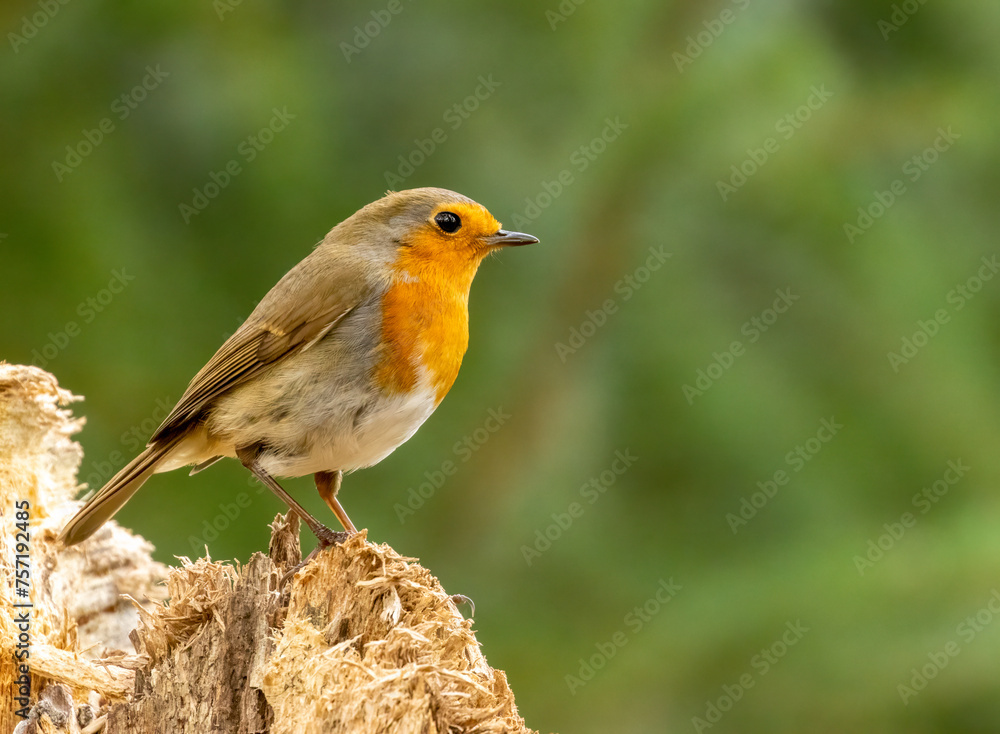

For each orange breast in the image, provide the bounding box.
[374,247,480,404]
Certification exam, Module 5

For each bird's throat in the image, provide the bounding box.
[373,248,483,402]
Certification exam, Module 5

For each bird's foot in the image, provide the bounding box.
[313,523,351,547]
[279,525,351,587]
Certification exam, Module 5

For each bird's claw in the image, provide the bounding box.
[313,524,350,547]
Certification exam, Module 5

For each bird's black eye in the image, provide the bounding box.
[434,211,462,233]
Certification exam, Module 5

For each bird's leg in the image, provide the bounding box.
[277,470,360,588]
[315,470,358,534]
[278,472,359,586]
[236,445,348,547]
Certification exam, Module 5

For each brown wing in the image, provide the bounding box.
[150,252,368,443]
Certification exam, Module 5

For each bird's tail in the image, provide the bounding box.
[58,439,177,547]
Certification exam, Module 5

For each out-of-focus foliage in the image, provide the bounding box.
[3,1,1000,731]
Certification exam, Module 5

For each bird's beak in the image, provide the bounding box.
[485,229,539,247]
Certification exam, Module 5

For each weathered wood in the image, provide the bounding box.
[2,364,168,734]
[1,364,544,734]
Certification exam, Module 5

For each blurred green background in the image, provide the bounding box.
[4,1,1000,731]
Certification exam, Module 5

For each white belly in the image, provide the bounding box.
[158,380,439,478]
[269,381,438,477]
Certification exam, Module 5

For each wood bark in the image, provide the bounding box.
[1,364,544,734]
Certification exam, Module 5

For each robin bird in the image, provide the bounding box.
[58,187,538,550]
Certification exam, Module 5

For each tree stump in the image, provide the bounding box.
[0,364,544,733]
